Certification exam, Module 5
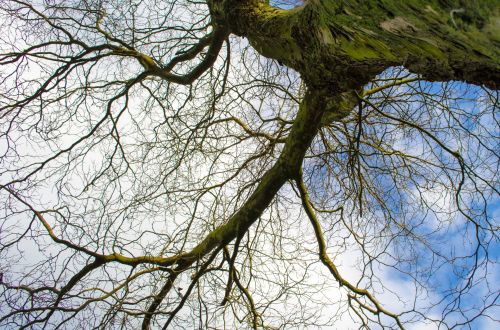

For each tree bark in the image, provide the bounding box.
[211,0,500,90]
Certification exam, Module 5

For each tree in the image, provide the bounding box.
[0,0,498,328]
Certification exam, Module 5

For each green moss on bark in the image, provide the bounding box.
[217,0,499,89]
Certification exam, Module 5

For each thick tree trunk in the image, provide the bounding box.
[212,0,500,90]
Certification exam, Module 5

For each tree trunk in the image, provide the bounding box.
[212,0,500,90]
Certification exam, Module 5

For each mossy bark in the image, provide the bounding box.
[213,0,500,90]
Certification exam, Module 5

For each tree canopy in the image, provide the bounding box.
[0,0,499,329]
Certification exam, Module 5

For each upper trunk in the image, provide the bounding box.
[211,0,500,90]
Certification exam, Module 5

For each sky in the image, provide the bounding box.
[0,0,498,329]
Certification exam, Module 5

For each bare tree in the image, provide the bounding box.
[0,0,498,329]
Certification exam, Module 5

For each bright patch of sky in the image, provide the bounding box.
[270,0,304,9]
